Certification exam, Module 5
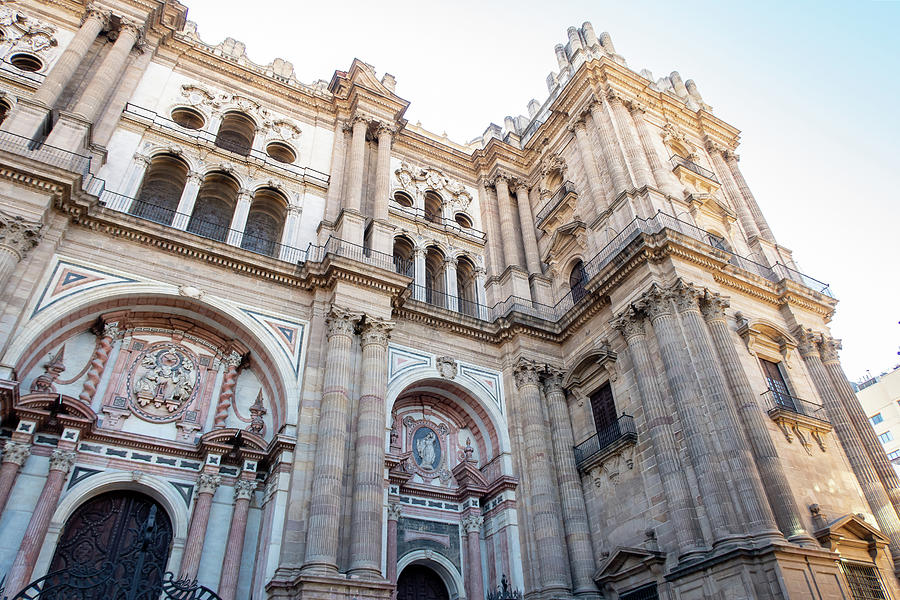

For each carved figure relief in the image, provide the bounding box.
[403,416,451,482]
[0,5,58,61]
[436,356,457,379]
[415,428,439,469]
[393,162,474,217]
[128,344,198,422]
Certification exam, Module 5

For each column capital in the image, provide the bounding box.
[566,114,588,133]
[462,514,484,533]
[1,441,31,466]
[351,114,371,129]
[513,358,542,389]
[234,479,257,501]
[359,317,394,348]
[83,4,111,28]
[611,306,646,341]
[48,449,76,474]
[115,17,143,40]
[0,210,43,259]
[627,98,648,116]
[224,350,243,369]
[387,502,402,521]
[634,283,672,321]
[134,152,152,166]
[185,170,203,184]
[286,203,303,216]
[197,472,222,495]
[819,336,842,365]
[605,88,626,105]
[699,291,730,322]
[488,172,512,189]
[669,280,702,314]
[542,369,566,395]
[704,139,729,156]
[375,121,397,140]
[100,320,121,340]
[237,188,254,202]
[795,328,822,358]
[326,306,362,340]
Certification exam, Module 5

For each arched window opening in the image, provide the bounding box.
[454,212,473,229]
[266,142,296,164]
[393,191,414,209]
[131,154,189,226]
[188,171,239,242]
[545,170,563,192]
[423,191,442,223]
[242,187,287,256]
[456,256,478,316]
[392,236,414,278]
[214,112,255,156]
[0,98,12,127]
[569,259,587,303]
[10,53,42,72]
[171,107,205,130]
[424,246,446,307]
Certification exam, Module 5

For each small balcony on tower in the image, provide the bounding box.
[573,414,637,473]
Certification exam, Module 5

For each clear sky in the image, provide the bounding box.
[181,0,899,381]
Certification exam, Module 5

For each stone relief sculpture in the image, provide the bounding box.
[416,430,438,469]
[130,345,198,420]
[393,162,474,216]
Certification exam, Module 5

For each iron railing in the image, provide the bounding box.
[388,202,486,241]
[535,180,577,225]
[486,575,524,600]
[0,130,91,178]
[573,414,637,469]
[407,284,485,319]
[619,583,661,600]
[670,154,718,181]
[760,388,829,422]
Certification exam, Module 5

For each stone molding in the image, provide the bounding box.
[387,503,402,521]
[699,291,729,322]
[48,449,76,474]
[234,479,257,501]
[0,210,42,259]
[1,441,31,466]
[197,472,222,495]
[819,336,841,365]
[611,306,645,341]
[462,514,483,533]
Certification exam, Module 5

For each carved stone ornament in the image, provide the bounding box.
[669,279,701,313]
[403,416,450,481]
[634,283,672,321]
[436,356,458,380]
[196,473,222,495]
[700,290,729,322]
[127,343,198,423]
[796,328,822,358]
[387,502,402,521]
[247,390,267,434]
[1,441,31,466]
[30,345,66,393]
[462,514,484,533]
[48,449,76,474]
[234,479,257,501]
[512,359,541,389]
[611,306,645,341]
[819,336,841,365]
[0,210,43,259]
[0,5,59,56]
[325,307,362,340]
[589,445,634,489]
[393,162,473,213]
[360,318,394,347]
[542,369,565,395]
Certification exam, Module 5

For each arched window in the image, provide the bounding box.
[0,98,11,127]
[171,107,205,130]
[454,213,473,229]
[392,236,414,278]
[188,171,239,242]
[215,112,255,156]
[423,191,442,223]
[242,187,287,256]
[393,191,414,209]
[569,259,587,303]
[424,246,446,307]
[131,154,189,226]
[456,256,478,316]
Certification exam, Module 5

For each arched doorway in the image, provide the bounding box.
[46,490,173,598]
[397,564,450,600]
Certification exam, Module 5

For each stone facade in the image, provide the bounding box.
[0,2,893,599]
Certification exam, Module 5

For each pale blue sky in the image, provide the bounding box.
[183,0,900,380]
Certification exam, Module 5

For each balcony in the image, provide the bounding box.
[670,154,718,182]
[0,130,91,178]
[760,388,831,453]
[406,284,487,320]
[573,414,637,472]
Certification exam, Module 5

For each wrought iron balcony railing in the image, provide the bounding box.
[0,130,91,178]
[670,154,718,182]
[388,202,486,241]
[406,284,486,320]
[573,414,637,469]
[760,388,829,423]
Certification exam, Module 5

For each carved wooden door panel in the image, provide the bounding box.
[396,565,450,600]
[47,490,173,599]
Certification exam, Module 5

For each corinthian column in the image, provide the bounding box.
[5,449,76,594]
[492,175,521,270]
[0,441,31,517]
[636,284,735,545]
[78,320,119,404]
[344,116,369,213]
[699,292,814,543]
[0,210,42,289]
[612,308,703,558]
[180,471,221,580]
[797,329,900,568]
[462,514,485,600]
[349,317,394,579]
[72,19,142,123]
[218,479,257,600]
[724,153,774,242]
[372,122,397,255]
[588,99,629,194]
[707,143,759,239]
[568,117,608,214]
[543,370,599,599]
[607,91,652,189]
[820,336,900,521]
[514,181,541,275]
[628,101,682,197]
[512,359,569,595]
[304,307,361,574]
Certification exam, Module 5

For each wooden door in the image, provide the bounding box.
[396,565,450,600]
[590,382,618,438]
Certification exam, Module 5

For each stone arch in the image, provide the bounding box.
[393,234,415,278]
[132,153,190,226]
[189,170,240,242]
[33,471,190,582]
[423,189,443,223]
[214,111,257,156]
[397,551,463,600]
[242,186,288,256]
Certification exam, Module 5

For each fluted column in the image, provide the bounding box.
[588,99,629,194]
[612,308,703,558]
[543,371,599,598]
[700,292,814,543]
[636,284,734,545]
[724,153,774,242]
[386,503,401,590]
[304,307,361,573]
[707,143,759,239]
[72,19,141,122]
[670,282,780,541]
[628,101,682,197]
[514,182,541,275]
[344,116,369,213]
[218,479,257,600]
[374,122,395,221]
[32,5,109,109]
[5,449,76,594]
[226,189,254,247]
[513,359,569,595]
[119,154,151,203]
[180,471,221,579]
[348,317,394,579]
[820,336,900,521]
[607,92,653,189]
[493,175,521,270]
[0,441,31,517]
[462,514,485,600]
[0,211,42,289]
[324,122,350,222]
[78,320,119,404]
[797,329,900,566]
[568,117,608,214]
[172,171,203,230]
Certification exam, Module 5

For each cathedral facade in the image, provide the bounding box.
[0,2,894,599]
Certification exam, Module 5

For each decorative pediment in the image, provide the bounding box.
[563,343,617,391]
[16,393,97,428]
[451,458,488,498]
[687,192,734,222]
[736,315,798,367]
[811,506,891,558]
[594,545,665,587]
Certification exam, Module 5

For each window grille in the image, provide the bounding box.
[841,561,887,600]
[619,583,660,600]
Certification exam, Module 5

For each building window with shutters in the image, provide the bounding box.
[760,358,795,411]
[840,561,887,600]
